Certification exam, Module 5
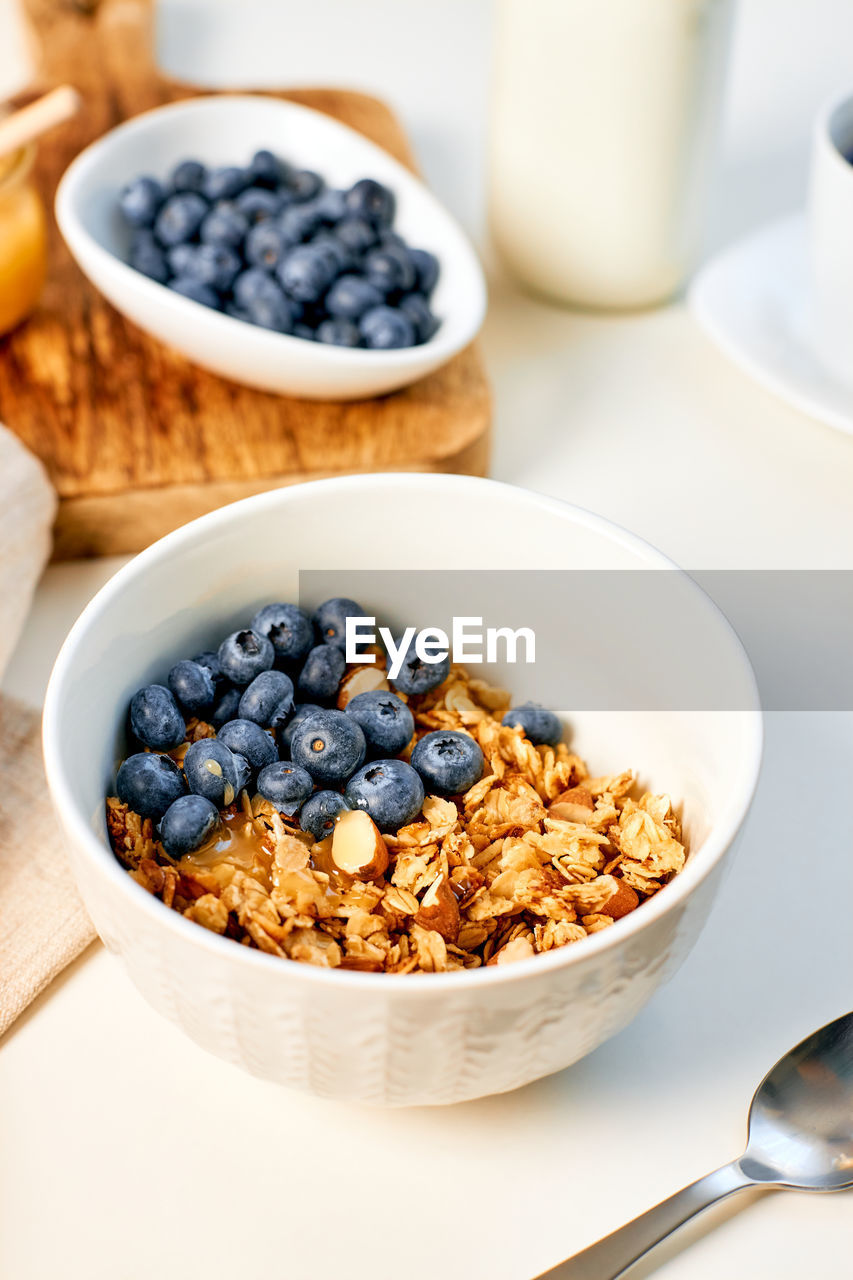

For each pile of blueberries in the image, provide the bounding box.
[116,596,561,862]
[118,150,440,349]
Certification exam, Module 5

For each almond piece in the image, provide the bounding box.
[414,872,461,943]
[487,936,535,966]
[601,880,640,920]
[331,809,389,880]
[336,664,390,709]
[548,785,595,824]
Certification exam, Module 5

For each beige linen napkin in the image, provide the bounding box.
[0,426,96,1035]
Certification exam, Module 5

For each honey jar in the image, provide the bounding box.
[0,144,47,336]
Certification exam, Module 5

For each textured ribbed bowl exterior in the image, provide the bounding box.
[43,474,762,1107]
[59,817,735,1105]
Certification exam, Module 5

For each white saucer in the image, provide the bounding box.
[689,212,853,437]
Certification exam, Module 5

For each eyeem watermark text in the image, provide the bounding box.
[346,617,536,679]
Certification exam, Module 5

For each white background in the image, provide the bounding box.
[2,2,853,1277]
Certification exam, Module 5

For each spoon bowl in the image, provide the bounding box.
[743,1011,853,1190]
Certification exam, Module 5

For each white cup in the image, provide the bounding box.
[810,91,853,386]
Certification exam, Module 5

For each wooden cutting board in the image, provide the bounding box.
[0,0,491,560]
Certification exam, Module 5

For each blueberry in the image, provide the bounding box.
[194,650,226,688]
[345,690,414,756]
[279,702,323,753]
[236,186,283,222]
[344,178,395,229]
[183,243,241,292]
[289,708,365,785]
[245,221,288,271]
[299,790,350,841]
[217,718,278,773]
[256,760,313,815]
[344,758,424,832]
[166,243,196,276]
[246,289,295,333]
[399,293,439,344]
[277,243,339,304]
[129,230,169,283]
[288,169,324,202]
[231,751,253,793]
[335,216,378,256]
[225,303,253,324]
[217,628,275,685]
[296,645,346,703]
[154,192,208,246]
[116,751,186,819]
[158,794,220,858]
[363,246,416,297]
[325,274,383,320]
[278,201,325,246]
[389,635,450,695]
[169,277,219,308]
[379,230,407,250]
[502,703,562,747]
[203,166,249,202]
[119,175,164,228]
[210,685,242,729]
[293,323,316,341]
[168,659,216,714]
[233,269,271,306]
[200,201,249,249]
[129,683,185,750]
[248,149,289,189]
[170,160,207,194]
[411,730,484,796]
[314,188,347,222]
[409,247,439,297]
[360,305,415,350]
[250,602,314,664]
[313,597,365,650]
[316,318,361,347]
[232,269,294,333]
[184,738,244,807]
[238,669,294,727]
[310,232,353,275]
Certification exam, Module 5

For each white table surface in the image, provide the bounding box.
[3,2,853,1277]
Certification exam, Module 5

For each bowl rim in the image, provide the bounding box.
[53,93,487,370]
[42,473,763,992]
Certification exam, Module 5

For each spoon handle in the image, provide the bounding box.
[534,1160,754,1279]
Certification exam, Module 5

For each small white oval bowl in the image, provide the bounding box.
[55,96,487,400]
[42,474,762,1107]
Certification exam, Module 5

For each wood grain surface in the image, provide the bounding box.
[0,0,490,559]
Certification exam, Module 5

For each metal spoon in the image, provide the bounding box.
[536,1011,853,1279]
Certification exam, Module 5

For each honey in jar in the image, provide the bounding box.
[0,144,46,336]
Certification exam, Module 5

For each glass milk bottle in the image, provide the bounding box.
[489,0,735,310]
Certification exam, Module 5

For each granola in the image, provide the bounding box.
[107,666,686,973]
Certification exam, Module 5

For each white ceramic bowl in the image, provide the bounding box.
[43,475,762,1106]
[55,96,486,400]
